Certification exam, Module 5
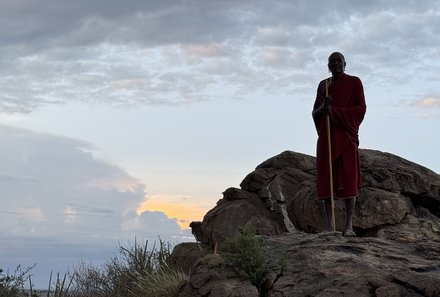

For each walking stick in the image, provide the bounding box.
[325,79,336,232]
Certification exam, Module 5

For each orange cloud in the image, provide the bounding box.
[137,195,207,229]
[184,43,230,58]
[10,207,46,223]
[412,97,440,107]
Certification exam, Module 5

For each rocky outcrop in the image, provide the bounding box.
[177,233,440,297]
[176,149,440,297]
[191,149,440,246]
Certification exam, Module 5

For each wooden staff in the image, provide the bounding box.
[325,79,336,232]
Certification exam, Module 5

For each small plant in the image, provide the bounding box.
[220,228,269,291]
[0,265,37,297]
[129,263,188,297]
[46,271,73,297]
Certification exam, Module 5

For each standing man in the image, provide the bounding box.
[312,52,366,236]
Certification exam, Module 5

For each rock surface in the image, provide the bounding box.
[177,254,259,297]
[175,149,440,297]
[191,149,440,246]
[264,232,440,297]
[177,233,440,297]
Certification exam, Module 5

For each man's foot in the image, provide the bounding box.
[321,229,335,234]
[343,229,356,237]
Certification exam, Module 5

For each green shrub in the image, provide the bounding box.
[220,228,269,290]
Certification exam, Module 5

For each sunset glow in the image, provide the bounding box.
[137,195,207,229]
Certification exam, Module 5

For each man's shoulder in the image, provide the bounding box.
[344,73,363,84]
[318,77,332,86]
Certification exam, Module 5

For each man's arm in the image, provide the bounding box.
[312,80,332,131]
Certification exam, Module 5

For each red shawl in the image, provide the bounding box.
[312,73,366,199]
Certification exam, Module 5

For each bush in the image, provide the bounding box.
[0,239,188,297]
[0,265,37,297]
[220,228,269,290]
[69,238,188,297]
[129,263,188,297]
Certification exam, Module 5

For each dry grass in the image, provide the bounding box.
[68,238,188,297]
[1,238,190,297]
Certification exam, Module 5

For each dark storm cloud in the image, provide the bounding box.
[1,0,438,47]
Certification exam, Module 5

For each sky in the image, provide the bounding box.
[1,0,439,288]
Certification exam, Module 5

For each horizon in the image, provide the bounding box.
[1,0,439,288]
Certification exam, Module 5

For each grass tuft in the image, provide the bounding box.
[129,263,188,297]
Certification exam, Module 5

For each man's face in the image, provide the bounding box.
[328,53,346,75]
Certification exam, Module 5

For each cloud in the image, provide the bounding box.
[411,97,440,108]
[137,194,208,229]
[0,123,191,241]
[122,210,182,234]
[416,112,440,120]
[1,1,439,113]
[409,96,440,120]
[0,123,194,286]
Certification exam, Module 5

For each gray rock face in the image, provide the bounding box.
[177,149,440,297]
[169,242,210,273]
[190,189,285,247]
[264,232,440,297]
[177,254,259,297]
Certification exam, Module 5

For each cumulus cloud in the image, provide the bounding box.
[0,124,191,258]
[136,194,207,229]
[0,123,193,286]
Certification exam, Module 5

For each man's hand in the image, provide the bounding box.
[320,96,332,114]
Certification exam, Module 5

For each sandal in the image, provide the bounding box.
[343,229,356,237]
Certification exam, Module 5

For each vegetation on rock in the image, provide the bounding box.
[220,228,269,290]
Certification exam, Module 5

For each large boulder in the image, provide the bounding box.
[191,149,440,246]
[190,188,285,247]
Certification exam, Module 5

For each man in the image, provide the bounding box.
[312,52,366,236]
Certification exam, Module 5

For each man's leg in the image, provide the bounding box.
[343,197,356,236]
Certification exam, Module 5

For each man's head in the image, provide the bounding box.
[328,52,346,75]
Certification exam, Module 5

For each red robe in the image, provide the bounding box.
[312,73,366,199]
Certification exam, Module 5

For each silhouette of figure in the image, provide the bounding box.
[312,52,366,236]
